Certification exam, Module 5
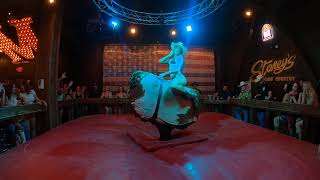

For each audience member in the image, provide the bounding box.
[273,82,301,136]
[0,82,5,107]
[74,86,84,99]
[82,85,89,98]
[57,85,65,102]
[278,83,291,102]
[295,81,318,139]
[234,81,251,122]
[101,85,113,98]
[217,85,232,100]
[89,83,100,98]
[101,85,113,114]
[253,75,272,127]
[116,86,127,98]
[19,84,40,140]
[65,89,74,100]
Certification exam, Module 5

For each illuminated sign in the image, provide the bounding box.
[262,24,273,42]
[0,17,38,64]
[251,54,296,82]
[16,66,24,73]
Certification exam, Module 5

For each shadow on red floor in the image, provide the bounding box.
[0,112,319,180]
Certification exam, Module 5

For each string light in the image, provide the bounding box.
[0,17,38,64]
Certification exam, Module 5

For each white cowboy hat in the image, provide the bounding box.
[254,74,264,83]
[171,42,188,56]
[238,81,248,87]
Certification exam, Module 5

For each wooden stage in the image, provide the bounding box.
[0,112,319,179]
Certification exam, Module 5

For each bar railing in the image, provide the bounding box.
[0,103,47,122]
[1,98,319,144]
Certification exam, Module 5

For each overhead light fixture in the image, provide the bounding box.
[49,0,55,4]
[111,20,119,29]
[130,27,136,35]
[171,30,177,36]
[186,25,192,32]
[245,10,252,17]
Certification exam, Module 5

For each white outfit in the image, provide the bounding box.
[21,90,37,105]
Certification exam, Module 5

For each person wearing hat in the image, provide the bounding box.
[234,81,251,123]
[159,42,187,87]
[254,75,272,101]
[253,75,272,128]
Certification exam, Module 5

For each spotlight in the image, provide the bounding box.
[171,30,177,36]
[111,20,119,29]
[48,0,55,4]
[130,27,136,35]
[245,10,252,17]
[186,25,192,32]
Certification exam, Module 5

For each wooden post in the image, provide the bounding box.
[34,1,63,131]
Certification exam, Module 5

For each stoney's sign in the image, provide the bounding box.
[250,53,296,82]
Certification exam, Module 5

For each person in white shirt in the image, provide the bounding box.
[19,84,40,140]
[20,84,40,105]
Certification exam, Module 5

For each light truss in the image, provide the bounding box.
[93,0,226,25]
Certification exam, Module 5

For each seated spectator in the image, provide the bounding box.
[115,86,128,114]
[57,85,65,102]
[277,83,291,102]
[89,83,100,98]
[116,86,127,98]
[287,82,300,104]
[20,84,40,105]
[217,85,232,100]
[253,75,272,127]
[65,89,74,100]
[82,85,89,98]
[20,84,41,139]
[273,82,301,136]
[101,85,113,114]
[5,86,20,107]
[4,86,27,146]
[234,81,251,123]
[73,86,84,99]
[295,81,318,140]
[0,82,5,107]
[101,85,113,98]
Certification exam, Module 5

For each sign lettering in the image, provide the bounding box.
[251,54,296,82]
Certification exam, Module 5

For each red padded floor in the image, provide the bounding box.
[0,112,319,180]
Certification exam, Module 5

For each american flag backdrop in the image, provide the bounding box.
[103,44,215,96]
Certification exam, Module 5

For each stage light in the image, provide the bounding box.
[111,20,119,29]
[49,0,55,4]
[130,27,136,35]
[186,25,192,32]
[171,30,176,36]
[245,10,252,17]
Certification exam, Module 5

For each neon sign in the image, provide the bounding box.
[0,17,38,64]
[251,54,296,82]
[262,24,273,42]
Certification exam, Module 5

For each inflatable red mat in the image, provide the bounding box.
[0,112,319,180]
